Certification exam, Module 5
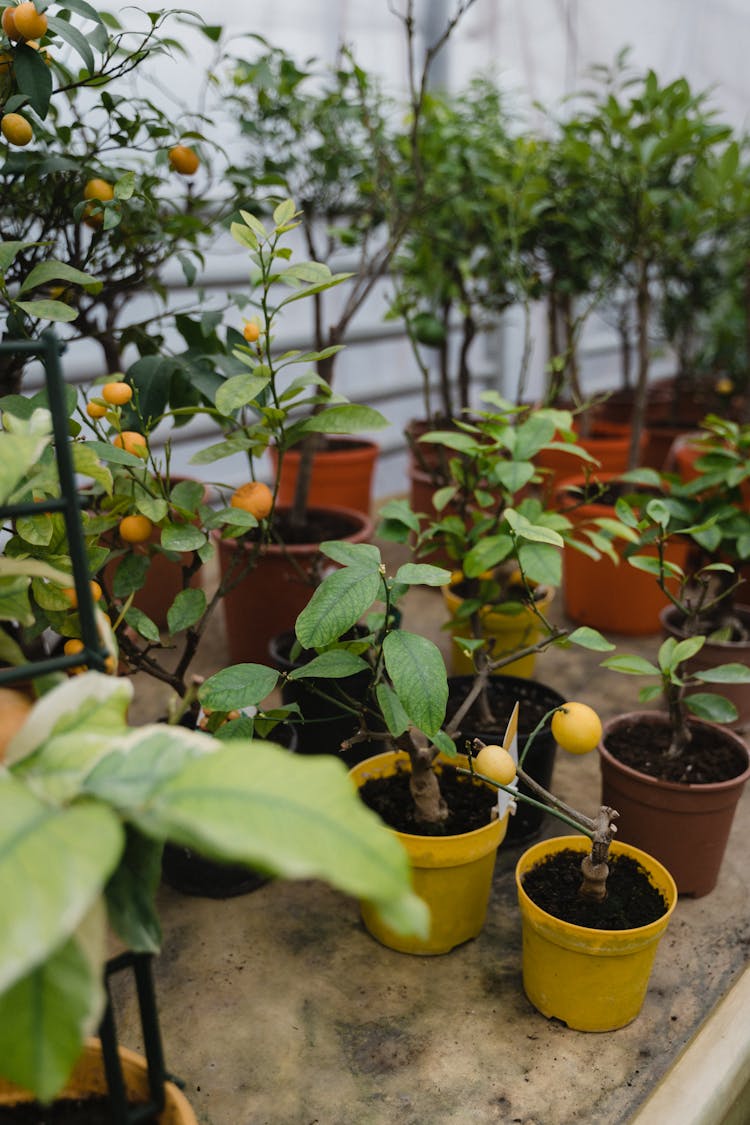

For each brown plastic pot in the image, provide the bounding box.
[660,605,750,730]
[215,506,373,666]
[535,420,645,501]
[269,437,379,517]
[599,711,750,896]
[555,472,690,635]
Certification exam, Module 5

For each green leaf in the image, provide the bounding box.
[124,606,160,643]
[198,665,280,711]
[463,534,513,578]
[160,524,206,553]
[626,555,663,577]
[85,440,147,468]
[432,730,457,758]
[393,563,452,587]
[382,630,447,736]
[685,692,738,723]
[567,627,616,652]
[602,654,660,676]
[296,565,381,649]
[71,444,111,493]
[273,199,297,227]
[13,43,53,118]
[694,663,750,684]
[288,650,370,680]
[104,829,162,954]
[13,299,78,323]
[375,682,410,737]
[112,553,148,598]
[166,587,206,634]
[215,371,270,415]
[517,541,562,588]
[0,774,123,995]
[0,927,105,1102]
[671,636,706,665]
[46,14,95,71]
[0,576,33,626]
[319,541,381,569]
[19,260,101,296]
[299,404,388,434]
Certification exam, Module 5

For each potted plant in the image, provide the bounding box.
[0,669,427,1108]
[599,481,750,894]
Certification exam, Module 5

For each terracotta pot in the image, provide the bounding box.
[0,1038,198,1123]
[269,437,379,517]
[535,420,646,501]
[516,835,676,1031]
[215,506,373,666]
[350,750,507,955]
[446,673,563,843]
[599,711,750,896]
[660,605,750,730]
[555,472,690,635]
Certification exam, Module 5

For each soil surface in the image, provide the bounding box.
[521,849,668,929]
[270,507,365,546]
[0,1098,157,1123]
[358,762,498,836]
[604,717,748,784]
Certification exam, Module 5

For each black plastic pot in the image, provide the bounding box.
[161,722,298,899]
[268,629,379,768]
[446,674,563,843]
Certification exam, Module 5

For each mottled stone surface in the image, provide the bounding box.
[115,538,750,1125]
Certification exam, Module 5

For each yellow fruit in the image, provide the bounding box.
[1,111,32,146]
[118,514,153,544]
[0,686,33,760]
[168,144,199,175]
[1,7,19,40]
[243,321,260,343]
[86,400,107,419]
[473,743,517,785]
[551,702,603,755]
[715,376,734,396]
[61,580,102,608]
[63,637,85,656]
[112,430,147,457]
[230,480,273,520]
[83,177,114,202]
[12,1,47,39]
[101,381,132,405]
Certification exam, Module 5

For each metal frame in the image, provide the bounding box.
[0,331,108,684]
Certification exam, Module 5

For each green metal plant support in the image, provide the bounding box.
[0,331,109,684]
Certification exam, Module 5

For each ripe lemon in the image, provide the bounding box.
[243,321,260,343]
[119,514,153,544]
[1,112,32,146]
[473,743,517,785]
[1,7,19,40]
[715,376,734,396]
[83,178,114,202]
[12,1,47,39]
[112,430,147,457]
[231,481,274,520]
[102,381,132,405]
[87,400,107,419]
[550,702,602,755]
[0,687,33,761]
[168,144,199,175]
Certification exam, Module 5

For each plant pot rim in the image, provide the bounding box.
[349,748,503,846]
[213,505,373,554]
[515,833,678,937]
[660,603,750,649]
[600,710,750,792]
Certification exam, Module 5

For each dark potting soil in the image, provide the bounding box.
[446,676,562,741]
[521,849,668,929]
[0,1097,158,1123]
[358,762,498,836]
[270,508,363,547]
[604,717,748,785]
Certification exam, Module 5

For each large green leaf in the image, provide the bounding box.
[19,260,101,296]
[296,565,381,649]
[602,654,660,676]
[13,43,53,118]
[299,404,388,433]
[160,524,206,552]
[0,776,123,994]
[198,664,280,711]
[694,663,750,684]
[215,371,270,415]
[382,630,447,736]
[0,429,50,504]
[287,650,370,680]
[394,563,452,587]
[685,692,738,723]
[166,587,207,634]
[13,299,78,323]
[127,740,429,935]
[517,540,562,588]
[104,829,162,954]
[0,923,105,1102]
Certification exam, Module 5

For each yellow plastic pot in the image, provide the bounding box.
[442,574,554,678]
[516,836,677,1031]
[351,750,508,955]
[0,1038,198,1123]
